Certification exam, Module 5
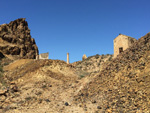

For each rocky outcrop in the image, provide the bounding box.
[0,18,39,60]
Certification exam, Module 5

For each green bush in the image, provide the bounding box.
[95,54,99,59]
[3,62,9,66]
[25,96,32,101]
[0,65,3,79]
[79,71,89,79]
[0,73,3,79]
[0,64,6,86]
[80,75,85,79]
[108,56,113,61]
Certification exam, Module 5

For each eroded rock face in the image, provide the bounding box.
[0,18,39,60]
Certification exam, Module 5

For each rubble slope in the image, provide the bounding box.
[74,33,150,112]
[73,54,113,77]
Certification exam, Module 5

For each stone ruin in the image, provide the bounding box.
[82,54,87,60]
[36,34,137,61]
[0,18,140,63]
[36,52,49,59]
[113,34,137,58]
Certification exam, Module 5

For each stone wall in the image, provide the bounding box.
[37,52,49,59]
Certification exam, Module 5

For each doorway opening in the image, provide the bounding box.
[119,47,123,53]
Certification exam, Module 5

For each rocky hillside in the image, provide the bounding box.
[0,18,39,60]
[0,19,150,113]
[0,59,78,113]
[74,54,113,77]
[73,33,150,112]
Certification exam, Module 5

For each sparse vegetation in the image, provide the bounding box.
[79,71,89,79]
[36,91,42,95]
[42,84,47,88]
[108,55,113,61]
[0,64,3,72]
[0,61,8,86]
[25,96,32,101]
[75,54,113,77]
[94,54,100,59]
[80,74,85,79]
[3,62,10,66]
[0,64,4,85]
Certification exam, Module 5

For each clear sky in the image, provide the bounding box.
[1,0,150,63]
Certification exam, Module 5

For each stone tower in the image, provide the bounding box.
[114,34,137,58]
[67,53,69,64]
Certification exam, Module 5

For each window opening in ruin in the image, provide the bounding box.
[119,47,123,53]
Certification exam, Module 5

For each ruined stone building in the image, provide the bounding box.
[82,54,87,60]
[114,34,137,58]
[36,52,49,59]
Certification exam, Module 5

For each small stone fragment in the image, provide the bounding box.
[97,106,102,109]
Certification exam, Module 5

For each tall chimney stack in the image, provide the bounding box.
[67,53,69,64]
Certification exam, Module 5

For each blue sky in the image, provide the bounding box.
[1,0,150,62]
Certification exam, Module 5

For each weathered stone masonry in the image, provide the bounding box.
[114,34,137,58]
[36,52,49,59]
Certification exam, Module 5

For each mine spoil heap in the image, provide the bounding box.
[74,33,150,112]
[1,18,150,113]
[0,18,39,60]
